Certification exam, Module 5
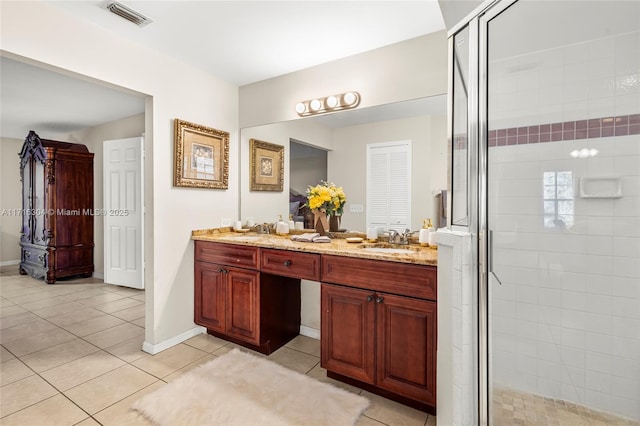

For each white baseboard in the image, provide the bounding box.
[93,272,104,279]
[299,325,320,340]
[142,326,206,355]
[0,260,20,267]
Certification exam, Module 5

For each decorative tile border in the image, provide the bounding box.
[488,113,640,147]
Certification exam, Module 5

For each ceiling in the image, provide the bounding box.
[0,1,446,140]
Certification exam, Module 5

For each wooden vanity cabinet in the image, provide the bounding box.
[321,255,437,413]
[194,241,300,354]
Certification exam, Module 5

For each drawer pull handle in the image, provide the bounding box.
[366,295,374,302]
[38,254,45,262]
[283,260,292,267]
[218,268,229,274]
[25,251,31,258]
[376,296,384,304]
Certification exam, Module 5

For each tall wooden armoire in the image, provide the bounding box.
[19,131,95,284]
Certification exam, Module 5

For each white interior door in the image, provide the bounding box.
[103,137,144,289]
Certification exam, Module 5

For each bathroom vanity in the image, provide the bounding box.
[192,230,437,413]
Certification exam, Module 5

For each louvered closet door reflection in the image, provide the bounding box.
[366,141,411,232]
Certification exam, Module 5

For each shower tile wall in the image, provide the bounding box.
[488,31,640,421]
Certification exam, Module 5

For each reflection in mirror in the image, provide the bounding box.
[240,95,448,233]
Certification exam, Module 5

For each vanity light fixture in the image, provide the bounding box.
[295,91,361,116]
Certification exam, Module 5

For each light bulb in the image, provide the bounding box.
[295,102,306,114]
[326,96,338,108]
[310,99,322,111]
[343,92,356,105]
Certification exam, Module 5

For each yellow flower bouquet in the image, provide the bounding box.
[305,181,346,216]
[306,181,346,235]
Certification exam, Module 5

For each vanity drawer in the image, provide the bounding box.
[261,248,320,281]
[195,241,259,270]
[321,255,436,301]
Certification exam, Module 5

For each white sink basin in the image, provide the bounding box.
[360,247,416,254]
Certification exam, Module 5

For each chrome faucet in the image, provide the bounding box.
[253,223,272,234]
[388,228,412,245]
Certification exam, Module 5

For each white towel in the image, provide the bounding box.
[290,233,331,243]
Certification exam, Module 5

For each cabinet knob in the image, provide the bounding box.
[283,260,292,267]
[218,267,228,274]
[366,295,374,302]
[376,296,384,303]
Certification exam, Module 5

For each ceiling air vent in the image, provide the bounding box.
[100,1,153,27]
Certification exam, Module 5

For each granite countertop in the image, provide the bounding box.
[192,228,437,266]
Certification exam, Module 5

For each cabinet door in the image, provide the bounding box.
[225,267,260,345]
[376,293,436,405]
[194,261,226,334]
[321,283,375,384]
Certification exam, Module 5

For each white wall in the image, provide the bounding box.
[1,1,239,349]
[331,114,448,232]
[0,137,23,265]
[239,31,448,128]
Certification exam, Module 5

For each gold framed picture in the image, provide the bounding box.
[249,139,284,192]
[174,119,229,189]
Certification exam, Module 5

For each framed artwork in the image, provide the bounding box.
[249,139,284,192]
[174,118,229,189]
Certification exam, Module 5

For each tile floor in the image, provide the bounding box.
[492,387,640,426]
[1,267,436,426]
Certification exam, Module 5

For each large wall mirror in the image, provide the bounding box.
[239,94,448,234]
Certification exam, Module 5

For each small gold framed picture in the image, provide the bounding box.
[249,139,284,192]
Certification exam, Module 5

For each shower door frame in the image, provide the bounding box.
[448,0,521,425]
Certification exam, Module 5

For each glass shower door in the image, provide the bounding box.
[485,0,640,424]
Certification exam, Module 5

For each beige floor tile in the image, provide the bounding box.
[62,314,125,337]
[5,289,59,305]
[40,350,126,391]
[0,298,16,308]
[75,292,127,307]
[109,287,144,297]
[104,335,147,363]
[64,364,157,415]
[131,317,145,327]
[2,327,77,357]
[0,305,27,318]
[94,298,142,314]
[361,390,429,426]
[0,311,41,330]
[110,304,145,321]
[183,333,229,353]
[131,343,209,378]
[0,286,42,300]
[61,288,110,301]
[0,318,59,344]
[0,358,35,386]
[93,381,164,426]
[46,307,107,327]
[307,363,364,395]
[131,293,145,302]
[356,414,388,425]
[75,418,101,426]
[0,374,58,418]
[285,334,321,357]
[31,301,87,318]
[1,345,16,362]
[19,296,72,311]
[211,341,265,357]
[0,394,89,426]
[163,353,217,382]
[426,414,437,426]
[83,323,144,348]
[267,346,320,374]
[20,338,99,372]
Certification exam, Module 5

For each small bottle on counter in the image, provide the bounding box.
[288,214,295,231]
[426,218,437,248]
[419,219,430,246]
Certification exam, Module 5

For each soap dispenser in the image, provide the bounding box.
[288,214,295,231]
[426,218,437,247]
[419,219,430,246]
[276,214,289,235]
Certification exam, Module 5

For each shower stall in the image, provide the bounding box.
[448,0,640,424]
